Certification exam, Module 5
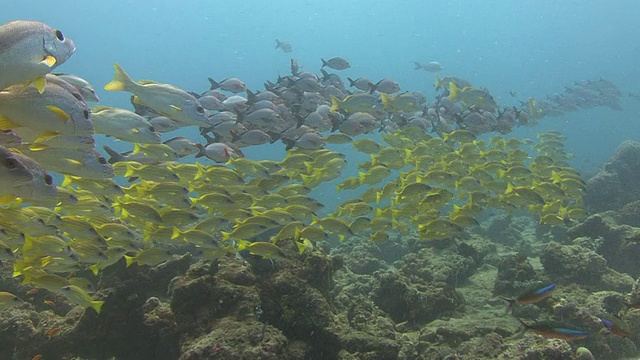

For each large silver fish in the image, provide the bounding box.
[0,82,94,136]
[104,64,211,127]
[0,20,76,92]
[0,145,57,204]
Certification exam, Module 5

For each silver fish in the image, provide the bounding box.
[0,20,76,92]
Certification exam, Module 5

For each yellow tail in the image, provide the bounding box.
[330,96,342,112]
[124,255,135,267]
[91,300,105,314]
[104,63,133,91]
[380,93,391,109]
[448,82,459,101]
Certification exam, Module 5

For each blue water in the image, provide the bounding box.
[3,0,639,175]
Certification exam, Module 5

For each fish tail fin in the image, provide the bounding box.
[194,143,205,158]
[380,93,391,109]
[505,183,516,194]
[282,138,295,151]
[347,77,355,87]
[208,77,220,90]
[236,239,249,250]
[321,58,328,68]
[233,107,245,124]
[358,171,367,184]
[88,264,100,276]
[320,68,330,80]
[246,89,257,104]
[500,296,516,311]
[448,82,459,101]
[104,63,133,91]
[330,96,341,112]
[124,255,135,267]
[91,300,105,314]
[170,226,182,240]
[61,175,75,188]
[414,62,422,70]
[194,162,207,180]
[515,318,530,330]
[435,75,442,90]
[275,39,281,49]
[369,83,377,94]
[103,145,124,164]
[20,271,33,285]
[295,239,306,254]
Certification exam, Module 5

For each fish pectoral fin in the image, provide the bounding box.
[41,55,57,68]
[46,105,71,121]
[131,128,140,134]
[0,115,20,130]
[131,96,142,104]
[33,76,47,94]
[169,104,183,112]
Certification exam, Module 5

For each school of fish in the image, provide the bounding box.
[0,20,594,315]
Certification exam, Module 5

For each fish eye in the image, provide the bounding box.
[4,158,19,169]
[83,110,90,119]
[55,30,64,41]
[196,106,204,114]
[149,126,156,133]
[44,174,53,185]
[98,157,107,165]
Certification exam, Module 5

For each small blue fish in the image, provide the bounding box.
[501,284,556,310]
[600,317,629,337]
[517,318,588,341]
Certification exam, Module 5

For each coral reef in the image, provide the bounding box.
[540,243,634,292]
[585,140,640,213]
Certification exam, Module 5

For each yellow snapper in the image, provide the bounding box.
[104,64,211,127]
[0,145,57,204]
[124,247,172,267]
[53,73,100,102]
[57,285,104,314]
[0,82,93,136]
[91,106,161,144]
[237,240,286,260]
[0,291,23,310]
[0,20,76,92]
[15,146,114,179]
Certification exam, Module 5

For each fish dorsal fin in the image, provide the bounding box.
[46,105,71,121]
